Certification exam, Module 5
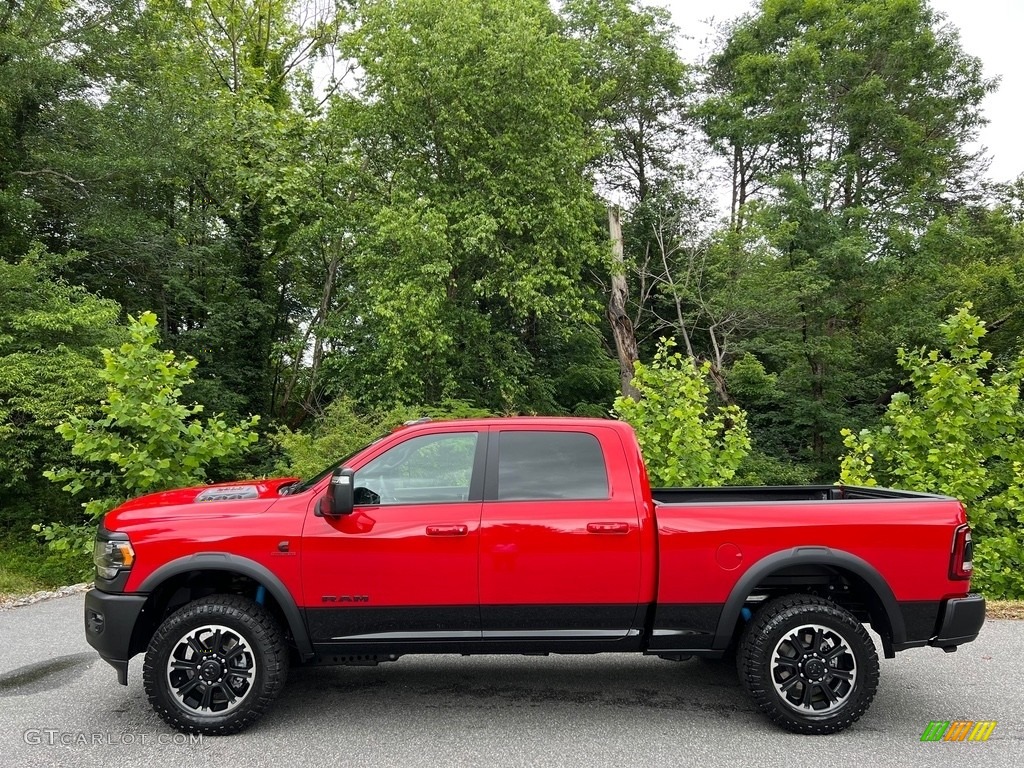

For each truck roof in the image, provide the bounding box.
[392,415,634,435]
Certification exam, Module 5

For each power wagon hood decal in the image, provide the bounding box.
[115,477,298,512]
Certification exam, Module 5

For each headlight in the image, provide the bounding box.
[93,537,135,580]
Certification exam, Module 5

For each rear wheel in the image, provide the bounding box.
[143,595,288,735]
[737,594,879,734]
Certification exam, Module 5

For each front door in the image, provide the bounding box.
[301,429,485,646]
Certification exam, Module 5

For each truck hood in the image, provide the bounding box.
[113,477,299,513]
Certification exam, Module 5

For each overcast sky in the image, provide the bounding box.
[663,0,1024,184]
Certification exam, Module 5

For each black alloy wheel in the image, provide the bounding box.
[143,595,288,735]
[737,594,879,734]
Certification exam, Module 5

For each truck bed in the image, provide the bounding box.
[647,481,970,668]
[652,484,953,505]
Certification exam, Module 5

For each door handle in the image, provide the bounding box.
[586,522,630,534]
[426,524,469,536]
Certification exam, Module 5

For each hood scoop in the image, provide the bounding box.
[195,485,261,503]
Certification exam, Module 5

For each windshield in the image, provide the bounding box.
[282,435,386,494]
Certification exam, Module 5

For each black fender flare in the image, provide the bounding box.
[137,552,314,660]
[712,546,906,650]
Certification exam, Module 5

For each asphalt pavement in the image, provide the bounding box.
[0,593,1020,768]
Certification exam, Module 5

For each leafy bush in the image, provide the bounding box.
[839,306,1024,598]
[613,339,751,487]
[39,312,260,555]
[734,450,818,486]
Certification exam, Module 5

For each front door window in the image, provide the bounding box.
[354,432,479,506]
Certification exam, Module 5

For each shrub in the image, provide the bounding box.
[39,312,260,555]
[613,338,751,487]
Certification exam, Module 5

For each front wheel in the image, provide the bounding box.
[737,594,879,734]
[143,595,289,735]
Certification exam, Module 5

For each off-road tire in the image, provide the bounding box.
[143,595,288,735]
[737,594,879,734]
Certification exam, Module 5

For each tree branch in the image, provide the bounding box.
[13,169,87,186]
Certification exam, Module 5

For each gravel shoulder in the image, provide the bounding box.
[0,583,92,612]
[985,600,1024,620]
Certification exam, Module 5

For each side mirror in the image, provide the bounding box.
[319,467,355,517]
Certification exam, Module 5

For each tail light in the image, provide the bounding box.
[950,524,973,580]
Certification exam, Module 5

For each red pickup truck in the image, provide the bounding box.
[84,417,984,736]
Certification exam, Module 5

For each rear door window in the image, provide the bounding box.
[496,431,609,501]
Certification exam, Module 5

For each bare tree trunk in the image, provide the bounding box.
[651,217,696,361]
[295,244,341,426]
[707,324,733,405]
[731,143,740,229]
[278,245,340,423]
[607,205,640,401]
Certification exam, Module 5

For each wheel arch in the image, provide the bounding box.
[133,554,313,661]
[714,547,905,656]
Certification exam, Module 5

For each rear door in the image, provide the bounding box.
[478,426,643,640]
[301,428,484,645]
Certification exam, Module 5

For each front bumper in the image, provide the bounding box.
[929,593,986,649]
[84,588,148,685]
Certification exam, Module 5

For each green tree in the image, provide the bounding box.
[40,312,260,554]
[30,0,344,419]
[703,0,991,229]
[891,200,1024,362]
[562,0,690,202]
[563,1,711,400]
[0,0,132,258]
[613,338,751,486]
[337,0,607,411]
[839,307,1024,598]
[267,97,368,425]
[698,0,994,474]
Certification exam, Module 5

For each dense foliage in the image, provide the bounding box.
[2,0,1023,596]
[0,249,125,534]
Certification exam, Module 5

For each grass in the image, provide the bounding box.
[0,536,91,600]
[0,567,40,597]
